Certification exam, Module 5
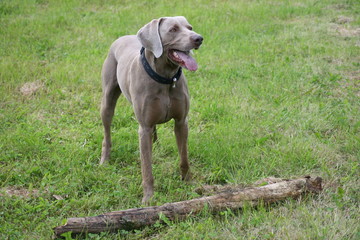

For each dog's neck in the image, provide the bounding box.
[145,49,181,79]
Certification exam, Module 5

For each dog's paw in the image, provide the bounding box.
[141,191,154,206]
[181,171,192,182]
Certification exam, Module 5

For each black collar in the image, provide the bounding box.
[140,47,182,85]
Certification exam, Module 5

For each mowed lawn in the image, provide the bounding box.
[1,0,359,239]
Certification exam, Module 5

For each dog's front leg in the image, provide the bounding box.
[138,125,154,204]
[174,119,190,181]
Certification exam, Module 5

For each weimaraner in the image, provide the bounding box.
[100,16,203,203]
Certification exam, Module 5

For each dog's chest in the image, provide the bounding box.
[144,86,188,124]
[162,90,185,121]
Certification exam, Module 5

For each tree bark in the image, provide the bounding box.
[54,176,322,237]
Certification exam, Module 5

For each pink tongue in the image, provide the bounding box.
[176,51,198,71]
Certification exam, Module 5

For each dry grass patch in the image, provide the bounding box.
[19,80,44,97]
[0,187,41,198]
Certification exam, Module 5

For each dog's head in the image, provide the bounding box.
[137,16,203,71]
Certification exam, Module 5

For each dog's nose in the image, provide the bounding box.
[192,35,203,47]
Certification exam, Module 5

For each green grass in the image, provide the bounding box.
[1,0,359,239]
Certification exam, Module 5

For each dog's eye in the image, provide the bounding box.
[187,26,193,31]
[169,27,177,32]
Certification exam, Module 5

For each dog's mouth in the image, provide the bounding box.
[168,50,198,72]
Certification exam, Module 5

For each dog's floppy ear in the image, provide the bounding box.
[137,18,164,58]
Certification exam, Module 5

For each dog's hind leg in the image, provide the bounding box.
[152,125,158,143]
[100,53,121,164]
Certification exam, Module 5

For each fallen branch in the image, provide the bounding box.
[54,176,322,237]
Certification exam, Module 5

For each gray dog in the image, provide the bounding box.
[100,16,203,203]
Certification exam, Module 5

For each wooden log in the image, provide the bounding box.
[54,176,322,237]
[194,177,287,196]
